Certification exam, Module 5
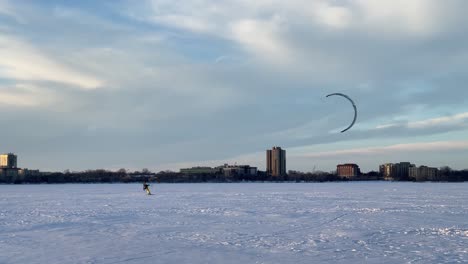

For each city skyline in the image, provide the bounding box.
[2,147,466,184]
[2,149,461,176]
[1,1,468,172]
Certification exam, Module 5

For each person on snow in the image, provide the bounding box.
[143,182,151,195]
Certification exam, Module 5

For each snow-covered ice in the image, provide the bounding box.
[0,182,467,263]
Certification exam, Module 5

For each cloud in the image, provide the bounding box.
[308,1,353,29]
[293,140,468,159]
[0,34,103,89]
[142,1,293,63]
[136,0,466,40]
[408,112,468,128]
[229,17,291,63]
[375,124,398,130]
[123,0,468,76]
[353,0,436,35]
[376,112,468,130]
[0,84,57,107]
[305,0,465,36]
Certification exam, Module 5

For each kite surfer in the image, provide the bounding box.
[143,182,152,195]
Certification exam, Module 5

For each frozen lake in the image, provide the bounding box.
[0,182,467,264]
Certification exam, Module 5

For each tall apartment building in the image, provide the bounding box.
[0,153,19,182]
[266,147,286,176]
[379,162,415,180]
[379,163,394,180]
[337,163,360,178]
[394,162,414,180]
[409,166,439,181]
[0,153,17,168]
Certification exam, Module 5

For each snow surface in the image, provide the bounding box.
[0,182,467,264]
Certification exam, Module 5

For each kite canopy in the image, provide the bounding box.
[325,93,357,133]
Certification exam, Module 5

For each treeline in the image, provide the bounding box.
[285,170,345,182]
[1,169,157,184]
[159,171,342,183]
[2,169,341,184]
[1,167,467,184]
[435,167,468,182]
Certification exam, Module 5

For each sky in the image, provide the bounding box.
[1,0,468,172]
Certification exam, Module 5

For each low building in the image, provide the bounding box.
[0,168,19,183]
[337,164,360,178]
[19,168,40,175]
[179,167,219,174]
[216,164,258,177]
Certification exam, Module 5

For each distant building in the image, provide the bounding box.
[394,162,414,180]
[216,164,257,177]
[409,166,439,181]
[0,153,17,168]
[337,164,360,178]
[19,168,41,178]
[0,168,19,183]
[0,153,20,183]
[379,162,415,180]
[179,167,218,174]
[266,147,286,176]
[379,163,394,180]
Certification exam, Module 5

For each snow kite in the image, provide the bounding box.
[325,93,357,133]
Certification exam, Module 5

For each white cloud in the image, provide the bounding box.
[0,84,57,107]
[293,140,468,159]
[376,112,468,130]
[131,1,295,63]
[131,0,464,68]
[354,0,437,35]
[138,0,446,36]
[375,124,398,130]
[310,2,353,29]
[229,17,292,63]
[0,34,103,89]
[408,112,468,128]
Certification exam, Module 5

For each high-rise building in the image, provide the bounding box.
[266,147,286,176]
[393,162,414,180]
[0,153,17,168]
[379,163,394,180]
[0,153,19,182]
[379,162,415,180]
[337,163,360,178]
[409,165,439,181]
